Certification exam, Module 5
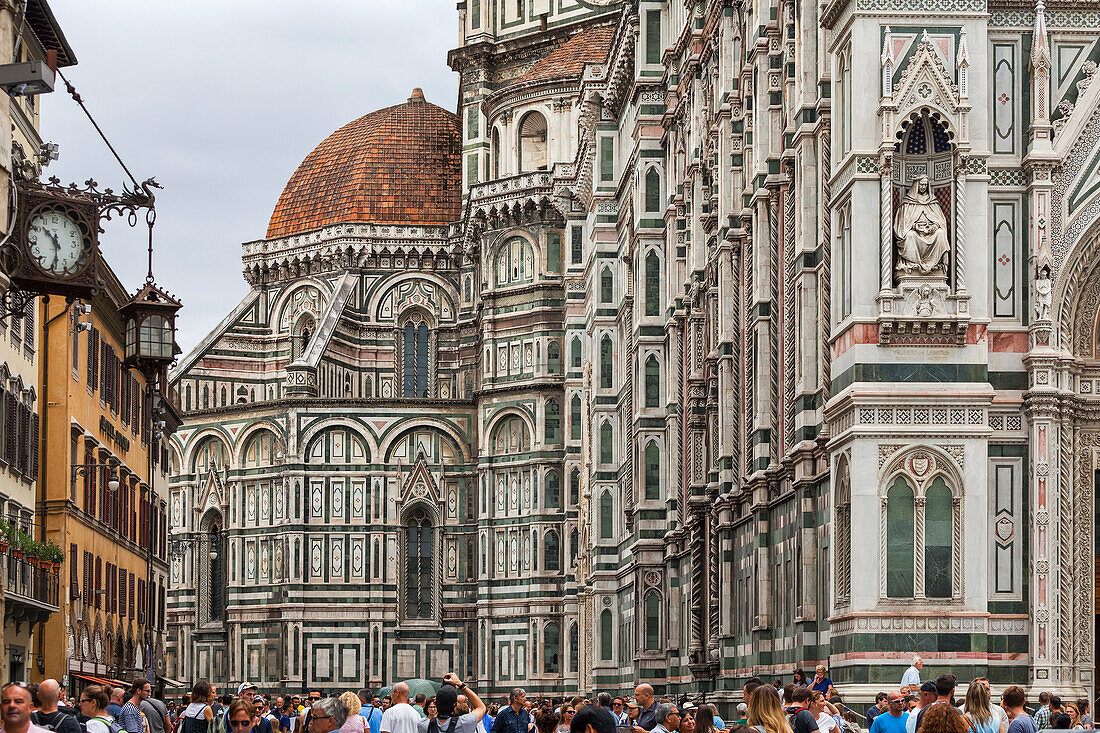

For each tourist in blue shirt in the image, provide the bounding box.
[869,694,909,733]
[810,666,835,698]
[357,691,383,733]
[490,690,530,733]
[482,705,497,733]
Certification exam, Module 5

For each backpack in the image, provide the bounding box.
[33,712,74,733]
[93,716,126,733]
[427,718,460,733]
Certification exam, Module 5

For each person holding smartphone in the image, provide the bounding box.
[416,675,485,733]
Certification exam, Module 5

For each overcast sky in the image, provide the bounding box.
[40,1,459,353]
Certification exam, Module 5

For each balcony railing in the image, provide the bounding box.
[5,555,60,613]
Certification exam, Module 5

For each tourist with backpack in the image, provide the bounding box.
[416,674,485,733]
[32,680,82,733]
[80,685,123,733]
[179,683,216,733]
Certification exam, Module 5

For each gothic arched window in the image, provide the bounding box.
[543,622,560,674]
[569,621,578,672]
[644,355,660,408]
[835,457,852,606]
[886,476,915,598]
[400,314,432,398]
[644,590,661,650]
[600,267,613,303]
[405,510,433,619]
[600,335,613,389]
[547,341,561,374]
[545,470,560,509]
[644,167,661,212]
[492,126,501,179]
[518,111,548,172]
[644,441,660,500]
[570,394,582,440]
[495,237,535,287]
[293,314,315,361]
[545,399,560,443]
[645,251,661,316]
[600,421,613,464]
[600,489,613,539]
[571,336,582,369]
[924,477,953,598]
[600,609,613,661]
[569,469,580,506]
[545,530,560,572]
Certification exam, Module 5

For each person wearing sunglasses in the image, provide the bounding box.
[309,698,349,733]
[229,701,260,733]
[79,685,114,733]
[556,708,574,733]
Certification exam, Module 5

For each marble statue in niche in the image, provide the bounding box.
[895,176,950,276]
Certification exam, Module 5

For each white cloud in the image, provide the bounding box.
[40,0,458,352]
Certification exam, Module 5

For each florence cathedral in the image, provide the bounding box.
[168,0,1100,709]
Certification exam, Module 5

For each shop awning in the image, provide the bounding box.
[72,673,126,687]
[159,677,187,688]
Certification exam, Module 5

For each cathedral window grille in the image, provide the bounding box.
[644,355,660,407]
[599,609,613,661]
[545,399,560,443]
[600,137,614,182]
[645,251,661,316]
[644,590,661,650]
[599,489,614,539]
[569,469,579,506]
[645,10,661,64]
[545,470,559,509]
[545,530,560,572]
[547,341,561,374]
[570,395,581,440]
[644,167,661,212]
[496,237,535,287]
[599,421,613,464]
[569,528,578,566]
[518,111,548,172]
[543,622,560,674]
[644,442,660,500]
[405,510,433,619]
[882,469,961,601]
[600,335,613,389]
[547,232,561,272]
[924,478,953,598]
[571,226,582,264]
[600,267,613,303]
[570,336,582,369]
[400,316,431,398]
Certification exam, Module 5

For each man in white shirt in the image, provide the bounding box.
[901,656,924,694]
[381,684,422,733]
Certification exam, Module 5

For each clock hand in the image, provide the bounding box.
[47,230,60,269]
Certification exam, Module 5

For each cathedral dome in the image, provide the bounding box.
[266,89,462,239]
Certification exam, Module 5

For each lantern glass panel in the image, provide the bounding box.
[125,318,138,359]
[139,315,173,359]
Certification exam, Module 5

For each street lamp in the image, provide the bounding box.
[71,461,122,492]
[167,531,221,561]
[119,279,182,382]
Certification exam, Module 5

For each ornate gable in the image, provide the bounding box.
[882,29,971,145]
[196,470,224,515]
[402,453,439,505]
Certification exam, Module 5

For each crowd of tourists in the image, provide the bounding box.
[0,663,1088,733]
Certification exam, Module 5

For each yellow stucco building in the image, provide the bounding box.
[38,261,170,687]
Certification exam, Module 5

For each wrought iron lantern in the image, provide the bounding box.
[120,278,181,379]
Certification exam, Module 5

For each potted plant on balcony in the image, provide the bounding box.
[11,530,26,560]
[24,538,42,568]
[0,518,10,555]
[42,541,63,573]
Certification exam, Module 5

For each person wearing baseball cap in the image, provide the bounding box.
[223,686,269,733]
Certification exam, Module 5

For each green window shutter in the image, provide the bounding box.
[600,137,614,182]
[645,10,662,64]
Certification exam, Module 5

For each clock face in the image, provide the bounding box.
[28,209,86,276]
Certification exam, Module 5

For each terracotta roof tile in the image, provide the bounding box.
[509,24,615,87]
[266,90,461,239]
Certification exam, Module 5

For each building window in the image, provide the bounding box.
[570,395,581,441]
[518,111,548,172]
[545,470,559,509]
[599,489,613,539]
[569,622,578,672]
[885,476,915,598]
[547,232,561,273]
[570,337,582,369]
[644,167,661,211]
[600,609,613,660]
[545,399,560,443]
[645,251,660,316]
[645,10,662,64]
[571,226,583,264]
[600,421,613,464]
[400,315,431,398]
[644,442,660,500]
[405,510,433,619]
[543,622,560,674]
[600,267,613,303]
[837,204,852,321]
[883,469,960,600]
[600,137,614,182]
[545,530,559,572]
[293,315,315,361]
[644,590,661,650]
[496,236,534,287]
[924,478,953,598]
[492,127,501,179]
[548,341,561,374]
[600,335,613,389]
[569,469,580,506]
[835,457,852,605]
[644,355,660,408]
